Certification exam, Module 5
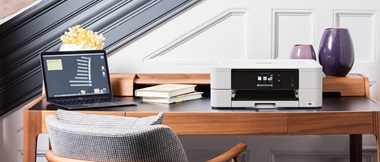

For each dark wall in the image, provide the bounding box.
[0,0,201,117]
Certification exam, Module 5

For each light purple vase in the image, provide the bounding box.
[289,44,316,60]
[318,28,355,76]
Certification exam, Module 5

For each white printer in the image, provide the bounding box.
[211,59,322,108]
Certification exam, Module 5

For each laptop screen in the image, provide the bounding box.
[41,50,112,99]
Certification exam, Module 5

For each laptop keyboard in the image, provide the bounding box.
[53,97,123,105]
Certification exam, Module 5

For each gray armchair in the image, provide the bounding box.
[45,110,247,162]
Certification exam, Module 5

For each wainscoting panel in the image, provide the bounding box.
[179,135,378,162]
[144,8,250,64]
[334,10,378,64]
[272,9,315,59]
[271,151,375,162]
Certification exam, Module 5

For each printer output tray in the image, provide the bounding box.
[232,90,298,101]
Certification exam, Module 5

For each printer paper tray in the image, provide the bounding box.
[231,100,298,108]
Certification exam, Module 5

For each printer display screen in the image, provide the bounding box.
[257,73,274,87]
[231,69,299,90]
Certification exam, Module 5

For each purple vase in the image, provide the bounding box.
[318,28,355,76]
[290,44,316,60]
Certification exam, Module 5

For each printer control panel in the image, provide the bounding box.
[231,69,299,90]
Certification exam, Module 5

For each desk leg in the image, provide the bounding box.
[23,110,42,162]
[377,135,380,162]
[374,112,380,162]
[349,134,362,162]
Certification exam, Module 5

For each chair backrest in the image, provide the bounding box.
[46,114,189,162]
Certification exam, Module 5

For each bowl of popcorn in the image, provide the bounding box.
[60,25,105,51]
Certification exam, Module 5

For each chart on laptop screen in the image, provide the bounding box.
[42,52,111,98]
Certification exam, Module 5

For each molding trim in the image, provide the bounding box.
[271,151,376,162]
[0,0,200,117]
[272,9,315,59]
[334,10,378,65]
[143,8,250,64]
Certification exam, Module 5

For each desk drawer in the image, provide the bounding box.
[126,112,288,135]
[288,112,373,135]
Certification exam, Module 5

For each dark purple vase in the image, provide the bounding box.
[318,28,355,76]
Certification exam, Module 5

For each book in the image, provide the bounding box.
[135,84,197,98]
[141,92,203,104]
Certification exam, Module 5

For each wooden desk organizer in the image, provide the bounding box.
[110,73,369,97]
[323,73,369,97]
[110,73,135,96]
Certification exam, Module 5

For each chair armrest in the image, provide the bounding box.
[206,143,247,162]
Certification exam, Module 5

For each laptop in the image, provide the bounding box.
[40,50,136,109]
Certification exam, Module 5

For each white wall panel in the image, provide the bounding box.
[180,135,377,162]
[2,108,24,162]
[108,0,253,73]
[144,9,249,64]
[0,95,48,162]
[272,10,315,59]
[334,10,378,64]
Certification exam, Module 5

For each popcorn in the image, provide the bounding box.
[60,25,105,50]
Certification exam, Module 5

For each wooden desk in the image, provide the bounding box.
[23,74,380,162]
[23,95,380,162]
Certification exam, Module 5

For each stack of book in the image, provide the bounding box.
[135,84,203,104]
